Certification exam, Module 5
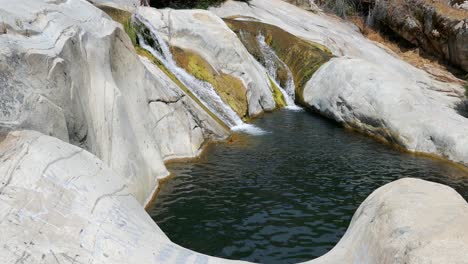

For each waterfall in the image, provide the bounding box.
[256,33,301,110]
[134,15,266,135]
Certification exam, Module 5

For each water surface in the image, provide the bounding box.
[148,110,468,263]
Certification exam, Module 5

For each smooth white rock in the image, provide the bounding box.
[0,0,228,204]
[304,178,468,264]
[135,7,277,117]
[0,130,245,264]
[88,0,140,11]
[303,57,468,166]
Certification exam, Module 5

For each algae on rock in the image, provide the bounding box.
[269,77,287,108]
[224,18,333,104]
[171,47,249,119]
[98,6,138,46]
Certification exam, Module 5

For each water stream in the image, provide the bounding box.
[256,33,297,109]
[135,15,265,135]
[148,110,468,264]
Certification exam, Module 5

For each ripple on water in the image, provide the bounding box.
[148,110,468,264]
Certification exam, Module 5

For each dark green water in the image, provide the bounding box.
[148,110,468,264]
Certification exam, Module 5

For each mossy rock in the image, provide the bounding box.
[98,6,138,46]
[171,46,249,119]
[135,46,230,130]
[268,77,287,108]
[224,19,333,105]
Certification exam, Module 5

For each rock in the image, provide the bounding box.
[223,18,332,104]
[306,178,468,264]
[303,57,468,166]
[0,130,245,264]
[369,0,468,72]
[87,0,140,11]
[134,7,277,118]
[281,0,321,12]
[0,0,228,205]
[454,1,468,10]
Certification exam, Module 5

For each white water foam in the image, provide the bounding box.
[135,14,268,135]
[231,123,269,136]
[256,33,302,111]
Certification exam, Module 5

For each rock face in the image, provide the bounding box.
[212,0,468,166]
[306,178,468,264]
[370,0,468,72]
[0,0,229,204]
[134,7,277,118]
[88,0,140,11]
[303,57,468,166]
[0,130,245,264]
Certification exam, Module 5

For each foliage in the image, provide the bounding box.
[150,0,250,9]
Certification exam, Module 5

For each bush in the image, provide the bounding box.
[150,0,250,9]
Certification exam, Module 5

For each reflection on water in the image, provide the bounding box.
[148,110,468,264]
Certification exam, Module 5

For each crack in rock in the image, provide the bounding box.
[147,94,185,105]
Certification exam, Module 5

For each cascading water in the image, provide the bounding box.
[256,33,301,110]
[134,14,266,135]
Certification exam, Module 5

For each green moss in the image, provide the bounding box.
[171,46,249,119]
[99,6,230,130]
[268,77,287,108]
[98,6,137,46]
[224,19,333,105]
[135,47,230,130]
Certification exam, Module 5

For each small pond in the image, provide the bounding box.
[148,109,468,264]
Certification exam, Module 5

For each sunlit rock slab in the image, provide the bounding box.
[305,178,468,264]
[304,57,468,166]
[0,130,245,264]
[0,0,227,204]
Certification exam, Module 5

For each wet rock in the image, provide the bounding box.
[134,7,277,117]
